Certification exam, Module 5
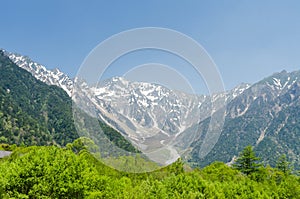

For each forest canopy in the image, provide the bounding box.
[0,142,299,198]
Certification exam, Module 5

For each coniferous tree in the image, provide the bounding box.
[233,145,261,175]
[276,155,292,174]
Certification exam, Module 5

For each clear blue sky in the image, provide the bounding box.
[1,0,300,93]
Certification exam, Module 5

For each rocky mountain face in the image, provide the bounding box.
[3,50,73,96]
[190,70,300,169]
[4,50,248,146]
[4,49,300,168]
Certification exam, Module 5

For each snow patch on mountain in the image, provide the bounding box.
[3,51,73,96]
[3,49,255,156]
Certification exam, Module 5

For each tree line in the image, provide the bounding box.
[0,139,299,198]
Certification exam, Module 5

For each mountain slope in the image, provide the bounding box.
[3,50,73,96]
[190,70,300,169]
[4,50,249,140]
[0,50,77,145]
[0,50,137,153]
[4,49,300,169]
[82,77,248,141]
[5,50,250,164]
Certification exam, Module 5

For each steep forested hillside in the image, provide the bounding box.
[0,50,136,152]
[0,50,77,145]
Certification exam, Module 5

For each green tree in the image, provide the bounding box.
[66,137,99,154]
[234,145,261,175]
[276,155,293,175]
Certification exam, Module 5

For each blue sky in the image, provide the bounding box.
[1,1,300,93]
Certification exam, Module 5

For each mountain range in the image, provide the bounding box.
[1,49,300,169]
[191,69,300,169]
[0,50,136,154]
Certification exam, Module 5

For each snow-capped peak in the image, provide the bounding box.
[3,50,73,96]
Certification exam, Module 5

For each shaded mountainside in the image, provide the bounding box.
[0,50,137,152]
[0,50,76,145]
[190,70,300,169]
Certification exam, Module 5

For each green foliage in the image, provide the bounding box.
[0,143,16,151]
[1,50,300,197]
[103,155,159,173]
[98,121,139,153]
[276,155,293,175]
[0,51,77,146]
[201,161,241,182]
[0,145,299,198]
[233,145,262,175]
[0,51,138,153]
[66,137,99,154]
